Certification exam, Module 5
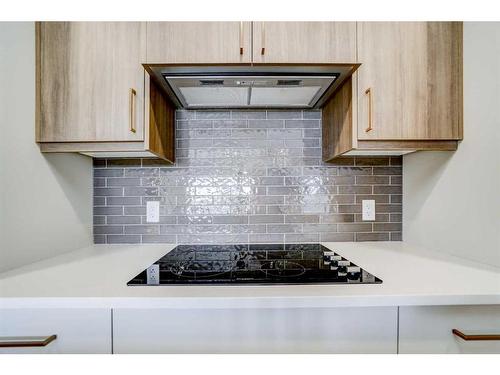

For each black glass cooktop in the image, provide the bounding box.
[127,244,382,285]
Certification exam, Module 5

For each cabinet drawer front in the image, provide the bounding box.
[0,309,111,354]
[399,305,500,354]
[114,307,397,354]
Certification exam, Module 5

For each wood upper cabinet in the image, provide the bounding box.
[37,22,147,143]
[356,22,463,140]
[146,22,252,63]
[252,22,356,63]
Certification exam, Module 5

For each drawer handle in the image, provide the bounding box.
[452,329,500,341]
[0,335,57,348]
[129,88,137,133]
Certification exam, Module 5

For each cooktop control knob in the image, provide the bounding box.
[336,260,351,275]
[346,266,361,280]
[329,256,343,270]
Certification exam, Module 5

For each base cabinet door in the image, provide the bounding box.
[399,305,500,354]
[113,307,397,353]
[0,309,112,354]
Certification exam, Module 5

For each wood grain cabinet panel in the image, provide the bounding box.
[37,22,147,142]
[252,22,356,63]
[356,22,463,140]
[146,22,252,63]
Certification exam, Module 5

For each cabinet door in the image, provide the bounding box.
[399,305,500,354]
[357,22,462,140]
[252,22,356,63]
[0,309,111,354]
[146,22,252,63]
[114,307,397,353]
[38,22,146,142]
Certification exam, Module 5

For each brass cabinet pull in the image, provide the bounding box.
[239,21,244,55]
[452,329,500,341]
[261,22,266,55]
[0,335,57,348]
[129,88,137,133]
[365,87,373,133]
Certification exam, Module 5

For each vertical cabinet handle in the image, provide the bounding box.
[0,335,57,348]
[261,22,266,55]
[239,22,244,55]
[365,87,373,133]
[129,88,137,133]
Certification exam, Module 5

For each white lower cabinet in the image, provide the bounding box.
[113,307,398,353]
[399,305,500,353]
[0,309,112,354]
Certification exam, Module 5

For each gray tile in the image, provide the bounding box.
[249,215,284,224]
[94,206,123,216]
[355,157,390,166]
[373,223,402,232]
[196,111,231,119]
[319,214,354,223]
[231,111,266,119]
[106,197,142,206]
[107,178,141,187]
[338,223,373,232]
[248,120,284,128]
[284,120,319,128]
[107,235,141,244]
[303,223,337,233]
[94,225,123,235]
[356,232,390,241]
[107,159,142,167]
[142,235,177,243]
[213,120,247,128]
[285,233,320,242]
[267,224,302,233]
[356,176,390,185]
[320,233,355,242]
[303,110,321,119]
[124,168,159,177]
[373,185,402,194]
[124,187,159,196]
[94,168,124,177]
[94,235,106,244]
[107,216,141,225]
[94,187,123,196]
[390,232,402,241]
[267,110,302,119]
[177,120,213,129]
[213,215,248,224]
[93,216,105,225]
[249,234,284,243]
[94,178,105,187]
[285,215,319,224]
[125,225,159,235]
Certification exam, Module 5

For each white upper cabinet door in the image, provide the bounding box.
[146,22,252,64]
[38,22,147,142]
[252,22,356,63]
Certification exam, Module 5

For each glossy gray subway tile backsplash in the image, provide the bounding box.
[93,110,402,244]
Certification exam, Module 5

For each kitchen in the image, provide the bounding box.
[1,1,499,368]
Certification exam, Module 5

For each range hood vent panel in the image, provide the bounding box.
[153,65,358,109]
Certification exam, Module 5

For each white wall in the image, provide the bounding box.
[403,22,500,267]
[0,22,93,273]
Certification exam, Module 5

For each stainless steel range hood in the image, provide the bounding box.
[146,65,359,109]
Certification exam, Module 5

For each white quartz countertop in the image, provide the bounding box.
[1,242,499,308]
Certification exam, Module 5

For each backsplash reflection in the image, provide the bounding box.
[93,110,402,244]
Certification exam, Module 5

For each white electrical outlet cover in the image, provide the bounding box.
[146,200,160,223]
[362,200,376,221]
